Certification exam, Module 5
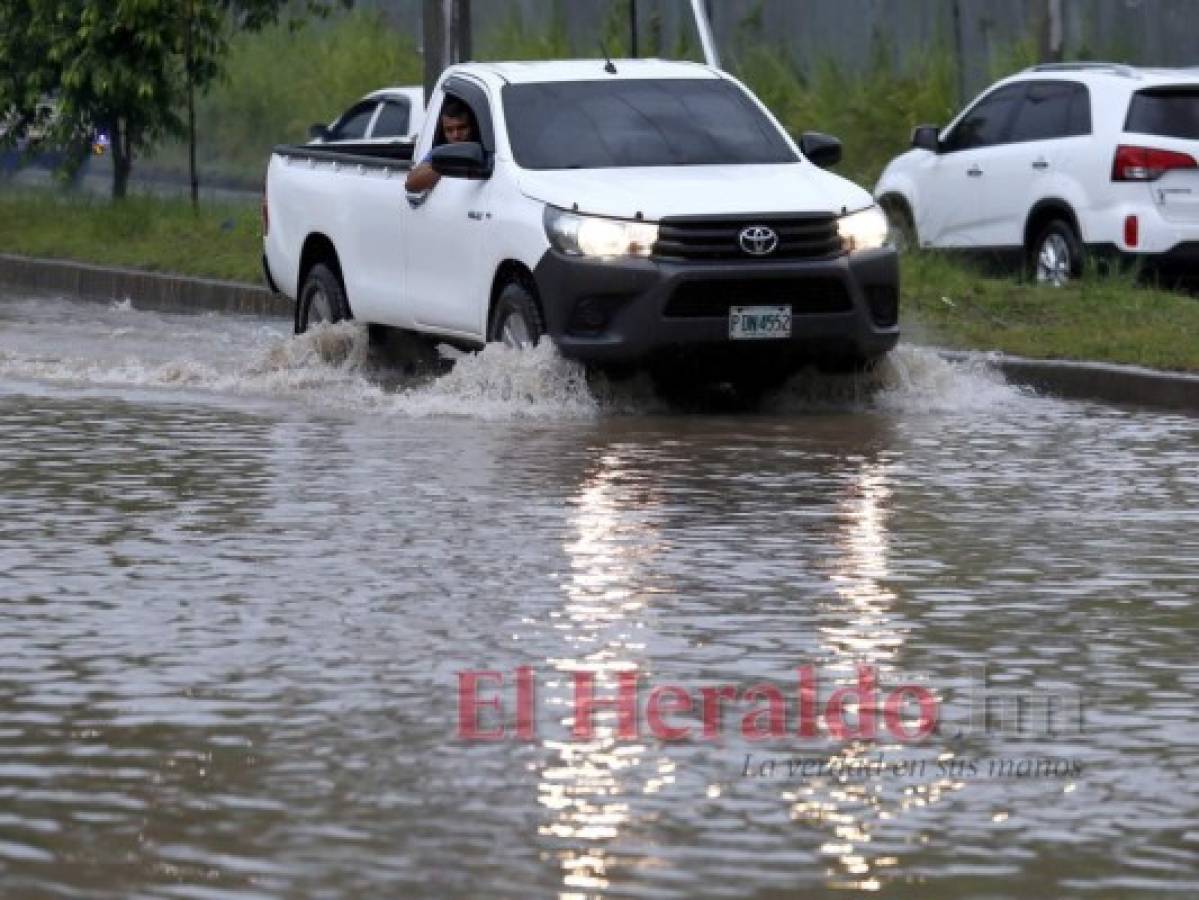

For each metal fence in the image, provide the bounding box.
[365,0,1198,95]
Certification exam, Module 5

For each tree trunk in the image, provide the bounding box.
[186,0,198,209]
[110,117,132,200]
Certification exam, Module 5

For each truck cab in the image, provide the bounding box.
[264,60,899,380]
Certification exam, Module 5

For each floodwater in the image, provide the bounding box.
[0,291,1196,898]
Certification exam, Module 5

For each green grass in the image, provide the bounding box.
[2,188,1196,373]
[0,190,261,283]
[902,252,1199,372]
[145,10,423,185]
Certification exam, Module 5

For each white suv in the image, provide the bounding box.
[875,63,1199,284]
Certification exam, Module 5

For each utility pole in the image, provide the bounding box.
[185,0,198,209]
[1038,0,1065,63]
[630,0,639,57]
[422,0,471,105]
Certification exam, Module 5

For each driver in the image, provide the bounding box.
[404,98,477,194]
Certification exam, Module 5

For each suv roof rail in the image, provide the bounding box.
[1026,61,1138,77]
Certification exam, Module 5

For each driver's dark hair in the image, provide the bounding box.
[442,97,471,121]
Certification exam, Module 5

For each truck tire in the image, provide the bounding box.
[488,280,544,349]
[296,263,351,334]
[1029,219,1083,287]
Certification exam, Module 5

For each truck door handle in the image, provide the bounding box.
[967,165,983,177]
[1032,159,1049,170]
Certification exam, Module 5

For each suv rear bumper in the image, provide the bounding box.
[532,248,900,367]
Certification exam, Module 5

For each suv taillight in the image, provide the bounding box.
[1112,144,1198,182]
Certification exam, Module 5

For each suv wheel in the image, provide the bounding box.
[881,196,917,252]
[1031,219,1083,287]
[297,263,351,334]
[489,280,544,349]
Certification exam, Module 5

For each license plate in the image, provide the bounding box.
[729,305,792,340]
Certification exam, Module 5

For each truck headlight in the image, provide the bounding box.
[544,207,658,259]
[838,205,890,253]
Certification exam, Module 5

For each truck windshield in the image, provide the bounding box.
[503,79,799,169]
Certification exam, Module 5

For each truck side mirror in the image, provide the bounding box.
[308,123,330,142]
[911,125,941,153]
[800,132,842,169]
[430,142,492,180]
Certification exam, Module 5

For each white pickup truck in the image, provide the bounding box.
[263,59,899,382]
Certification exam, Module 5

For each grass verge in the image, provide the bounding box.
[1,189,1195,373]
[0,191,260,283]
[902,252,1199,373]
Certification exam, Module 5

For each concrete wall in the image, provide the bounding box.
[363,0,1199,96]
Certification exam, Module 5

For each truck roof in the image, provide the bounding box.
[469,58,721,85]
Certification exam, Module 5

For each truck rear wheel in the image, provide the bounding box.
[488,281,544,349]
[296,263,351,334]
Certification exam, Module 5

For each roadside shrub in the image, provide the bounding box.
[145,10,422,184]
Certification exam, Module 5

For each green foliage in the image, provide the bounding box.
[987,32,1039,84]
[901,251,1199,372]
[147,10,421,183]
[476,4,572,61]
[731,33,959,187]
[0,0,346,197]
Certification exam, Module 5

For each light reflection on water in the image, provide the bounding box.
[0,292,1197,898]
[543,455,649,895]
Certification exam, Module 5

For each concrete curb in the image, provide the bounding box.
[0,253,290,319]
[0,253,1194,413]
[940,350,1198,414]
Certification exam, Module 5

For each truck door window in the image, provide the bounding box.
[942,85,1025,152]
[371,101,410,139]
[433,96,481,147]
[437,77,496,152]
[331,102,379,141]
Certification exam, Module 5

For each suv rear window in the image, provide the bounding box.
[503,79,798,170]
[332,102,378,141]
[1125,88,1199,140]
[371,101,410,139]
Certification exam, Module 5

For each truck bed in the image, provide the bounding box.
[272,142,415,171]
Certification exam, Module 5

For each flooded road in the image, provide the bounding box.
[1,291,1197,898]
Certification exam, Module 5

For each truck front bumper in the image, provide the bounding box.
[532,248,900,368]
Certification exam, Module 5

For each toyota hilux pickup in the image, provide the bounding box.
[263,59,899,382]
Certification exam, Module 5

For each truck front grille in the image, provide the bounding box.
[664,277,852,319]
[655,214,842,261]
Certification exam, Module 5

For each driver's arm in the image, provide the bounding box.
[405,159,440,193]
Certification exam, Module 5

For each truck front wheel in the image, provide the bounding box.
[488,281,544,349]
[296,263,351,334]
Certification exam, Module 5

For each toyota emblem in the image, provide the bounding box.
[739,226,779,256]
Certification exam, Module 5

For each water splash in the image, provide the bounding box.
[0,299,1026,419]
